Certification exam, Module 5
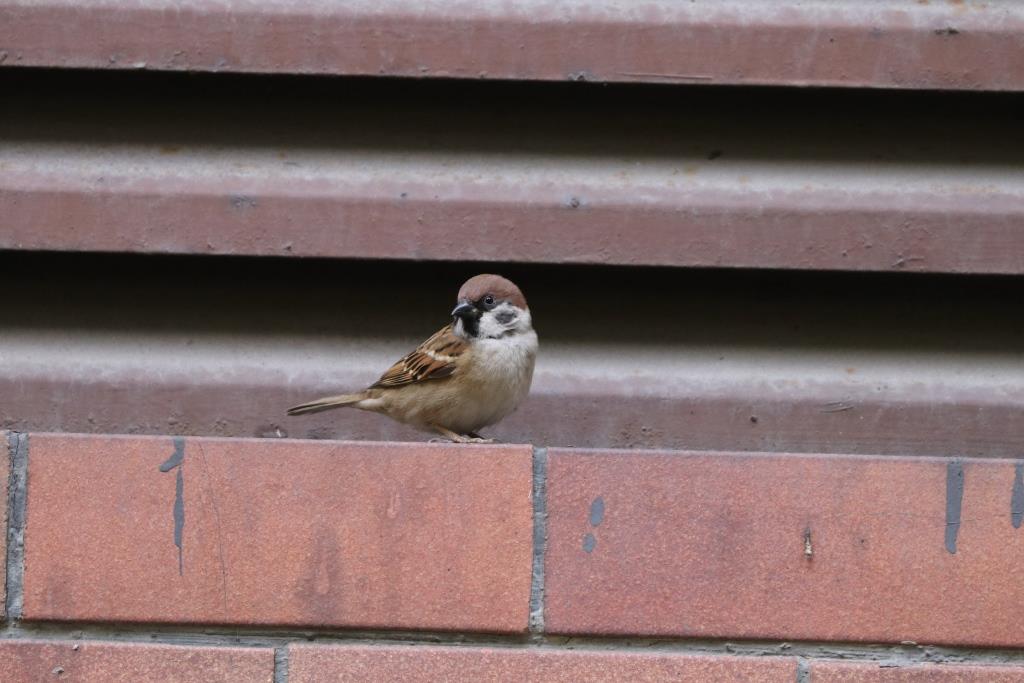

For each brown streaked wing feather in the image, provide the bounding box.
[370,324,467,389]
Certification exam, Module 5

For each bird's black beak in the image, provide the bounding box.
[451,302,479,321]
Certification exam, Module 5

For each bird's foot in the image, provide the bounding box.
[466,432,497,444]
[429,425,496,444]
[446,434,495,444]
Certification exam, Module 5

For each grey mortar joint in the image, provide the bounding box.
[529,446,549,637]
[796,658,810,683]
[1,620,1024,667]
[274,645,289,683]
[5,432,29,621]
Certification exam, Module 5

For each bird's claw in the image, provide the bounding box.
[466,432,498,444]
[430,435,495,444]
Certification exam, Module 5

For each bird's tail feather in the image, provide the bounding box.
[287,393,366,416]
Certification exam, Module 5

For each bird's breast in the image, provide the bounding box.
[457,331,538,428]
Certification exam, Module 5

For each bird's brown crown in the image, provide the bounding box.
[457,274,527,309]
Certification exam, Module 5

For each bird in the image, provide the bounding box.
[287,274,538,443]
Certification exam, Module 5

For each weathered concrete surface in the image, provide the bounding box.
[1,0,1023,90]
[1,256,1021,457]
[2,71,1023,274]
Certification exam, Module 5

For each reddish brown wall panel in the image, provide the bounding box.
[545,448,1024,647]
[288,644,797,682]
[811,661,1024,682]
[0,641,274,682]
[21,434,534,633]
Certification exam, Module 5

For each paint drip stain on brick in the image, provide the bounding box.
[583,496,604,553]
[935,455,1024,552]
[945,459,963,554]
[1011,461,1024,530]
[158,436,187,575]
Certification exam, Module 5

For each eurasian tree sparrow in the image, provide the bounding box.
[287,274,538,443]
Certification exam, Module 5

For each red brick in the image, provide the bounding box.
[22,434,533,632]
[288,644,796,682]
[545,449,1024,646]
[811,661,1024,681]
[0,639,273,682]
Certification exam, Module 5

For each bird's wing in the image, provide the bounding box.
[370,324,468,388]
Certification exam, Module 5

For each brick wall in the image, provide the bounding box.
[4,2,1024,681]
[4,432,1024,681]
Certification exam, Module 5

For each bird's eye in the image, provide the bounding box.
[483,295,495,307]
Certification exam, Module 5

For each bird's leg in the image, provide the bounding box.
[430,425,494,444]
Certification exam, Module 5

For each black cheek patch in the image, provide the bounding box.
[495,310,516,325]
